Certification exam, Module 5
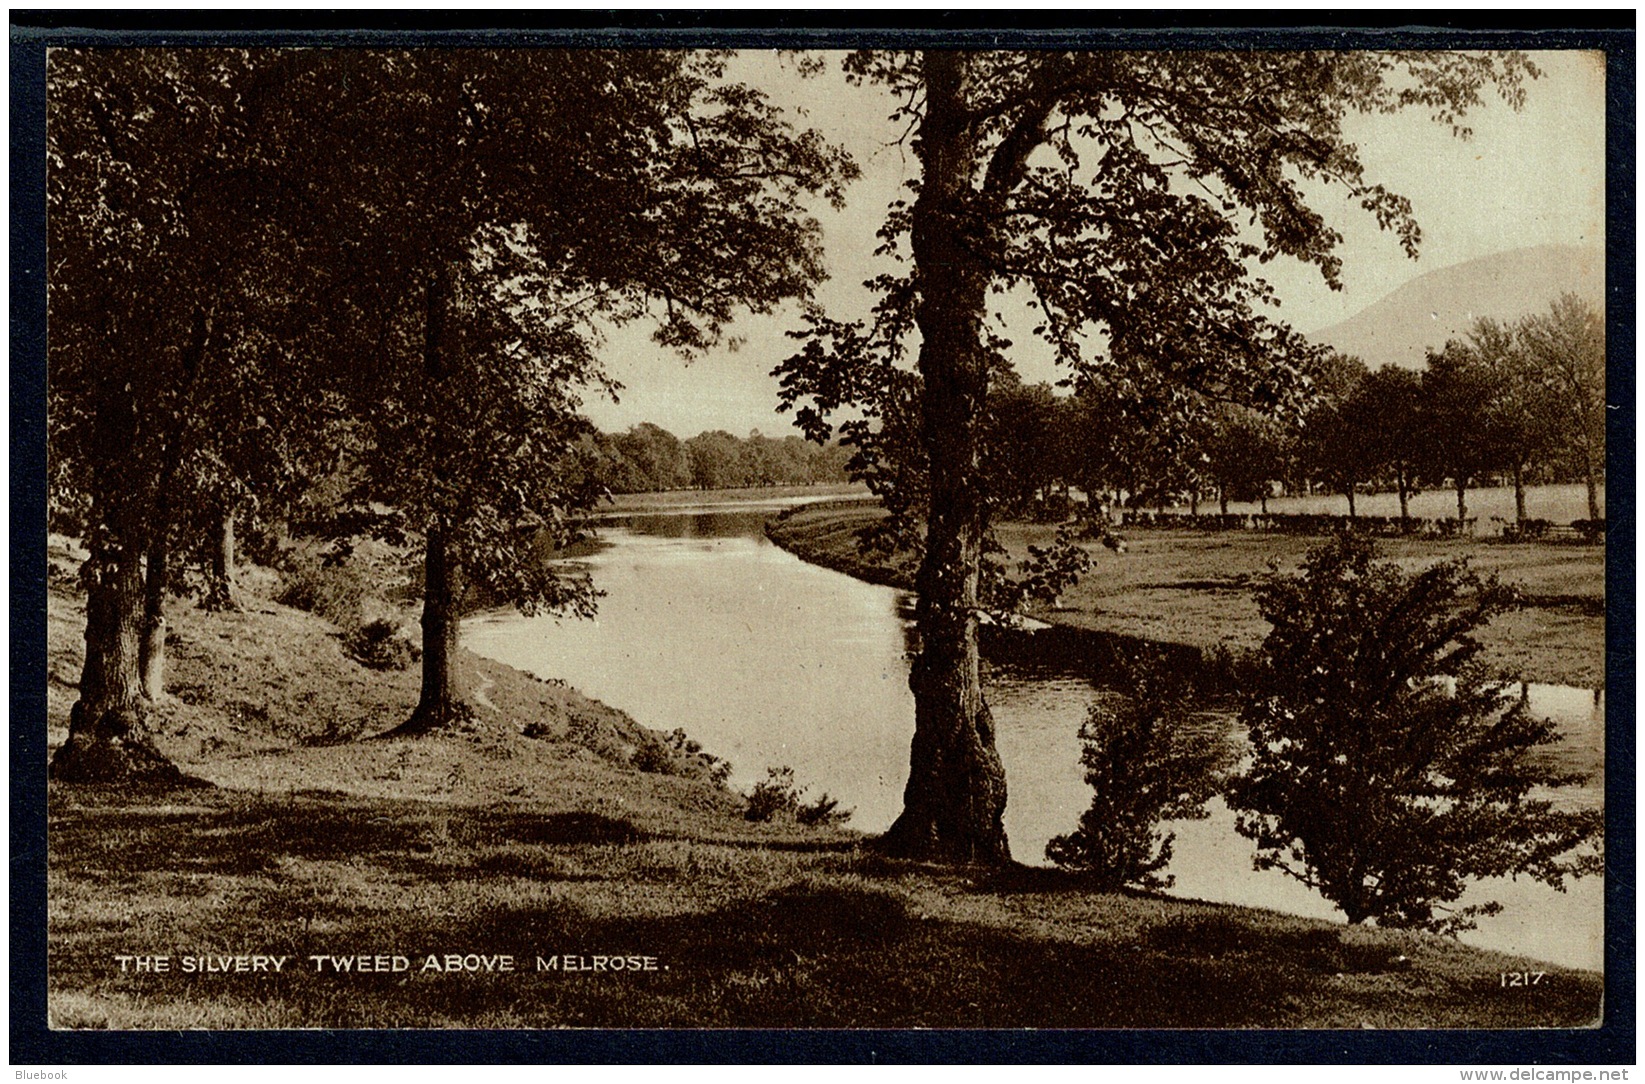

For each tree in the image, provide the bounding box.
[1519,293,1605,521]
[1298,352,1372,517]
[985,379,1065,518]
[1199,403,1287,515]
[685,430,750,490]
[324,50,853,733]
[1420,339,1500,526]
[1046,669,1232,889]
[778,48,1537,862]
[47,49,343,781]
[1466,317,1562,525]
[1227,535,1601,932]
[1353,365,1426,529]
[615,423,692,492]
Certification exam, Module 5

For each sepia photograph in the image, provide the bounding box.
[18,17,1626,1057]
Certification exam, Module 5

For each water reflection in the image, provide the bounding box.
[464,505,1606,971]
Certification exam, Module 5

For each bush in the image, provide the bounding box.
[344,618,421,671]
[1045,670,1233,890]
[1226,534,1603,934]
[1570,518,1606,543]
[744,766,851,826]
[630,727,733,787]
[274,549,368,630]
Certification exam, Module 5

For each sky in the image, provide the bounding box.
[581,50,1607,439]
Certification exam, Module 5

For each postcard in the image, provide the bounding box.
[17,18,1628,1064]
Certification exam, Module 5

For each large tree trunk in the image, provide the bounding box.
[879,52,1010,865]
[52,328,187,784]
[395,259,470,735]
[1455,478,1469,527]
[1513,464,1527,525]
[1218,486,1228,516]
[1344,484,1356,519]
[400,525,467,734]
[1396,472,1410,532]
[51,533,182,785]
[139,529,168,701]
[203,501,239,612]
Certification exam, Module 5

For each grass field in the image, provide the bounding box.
[43,533,1603,1029]
[767,488,1606,689]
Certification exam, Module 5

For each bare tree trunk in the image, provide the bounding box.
[139,530,168,701]
[1456,478,1468,526]
[203,501,239,612]
[1582,454,1601,521]
[1260,490,1269,515]
[1345,484,1356,519]
[1218,486,1228,516]
[1396,472,1410,532]
[51,335,185,784]
[1513,464,1527,525]
[880,52,1009,864]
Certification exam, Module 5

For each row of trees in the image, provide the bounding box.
[48,49,856,780]
[956,293,1604,528]
[584,423,851,494]
[1296,295,1605,524]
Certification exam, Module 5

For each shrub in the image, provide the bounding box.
[344,618,421,671]
[1045,670,1233,890]
[1571,518,1606,543]
[274,549,368,630]
[630,727,733,787]
[1226,534,1603,934]
[744,766,851,826]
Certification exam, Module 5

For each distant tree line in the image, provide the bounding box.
[580,423,852,494]
[966,295,1604,529]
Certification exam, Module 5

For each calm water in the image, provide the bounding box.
[465,504,1606,971]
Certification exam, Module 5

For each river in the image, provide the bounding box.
[464,501,1606,972]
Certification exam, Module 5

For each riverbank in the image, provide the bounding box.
[604,480,868,513]
[766,502,1607,689]
[45,530,1601,1028]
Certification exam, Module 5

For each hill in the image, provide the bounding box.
[1308,243,1604,370]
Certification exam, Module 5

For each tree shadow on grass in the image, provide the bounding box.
[53,792,649,879]
[48,790,1604,1029]
[50,788,859,883]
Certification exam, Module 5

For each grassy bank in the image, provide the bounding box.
[766,502,1606,690]
[45,537,1602,1028]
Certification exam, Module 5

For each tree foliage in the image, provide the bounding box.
[1518,293,1606,520]
[1228,535,1602,933]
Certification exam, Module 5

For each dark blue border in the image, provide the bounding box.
[10,11,1635,1066]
